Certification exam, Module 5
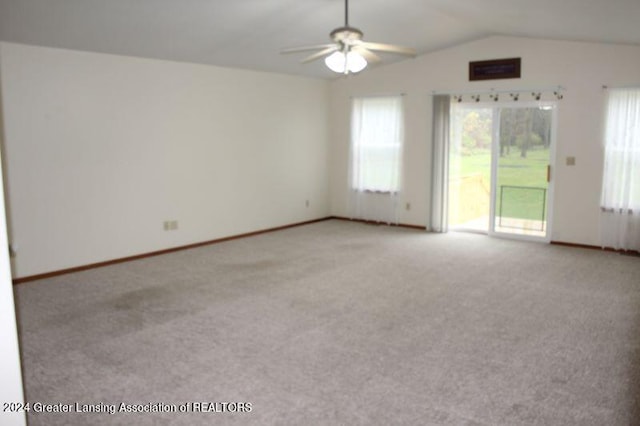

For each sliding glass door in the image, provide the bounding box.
[449,102,556,241]
[449,106,493,233]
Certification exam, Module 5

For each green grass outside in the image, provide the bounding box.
[450,147,549,221]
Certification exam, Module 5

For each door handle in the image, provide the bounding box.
[547,165,551,183]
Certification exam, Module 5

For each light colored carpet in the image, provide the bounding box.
[13,219,640,425]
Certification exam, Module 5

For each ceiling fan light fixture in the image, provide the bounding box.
[346,51,367,73]
[324,51,345,73]
[324,50,367,74]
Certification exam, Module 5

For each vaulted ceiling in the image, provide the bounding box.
[1,0,639,79]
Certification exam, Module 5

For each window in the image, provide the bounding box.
[601,88,640,212]
[350,96,404,192]
[600,88,640,251]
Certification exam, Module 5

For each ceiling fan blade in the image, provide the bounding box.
[351,46,381,63]
[281,44,336,54]
[301,46,338,64]
[358,41,416,57]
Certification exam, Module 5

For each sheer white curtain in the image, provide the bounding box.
[430,95,451,232]
[600,88,640,251]
[349,96,404,224]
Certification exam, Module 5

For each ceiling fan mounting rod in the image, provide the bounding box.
[345,0,349,27]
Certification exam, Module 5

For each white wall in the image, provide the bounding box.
[3,36,639,278]
[329,36,640,246]
[0,42,330,278]
[0,81,26,425]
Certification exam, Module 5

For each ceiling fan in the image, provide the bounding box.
[281,0,416,75]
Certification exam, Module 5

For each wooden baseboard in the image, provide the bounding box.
[12,217,333,284]
[329,216,427,231]
[551,240,640,255]
[25,219,625,285]
[550,241,605,250]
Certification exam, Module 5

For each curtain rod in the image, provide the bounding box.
[349,93,406,99]
[431,86,564,96]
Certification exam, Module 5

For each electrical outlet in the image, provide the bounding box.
[305,200,310,208]
[406,202,411,211]
[566,156,576,166]
[164,220,178,231]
